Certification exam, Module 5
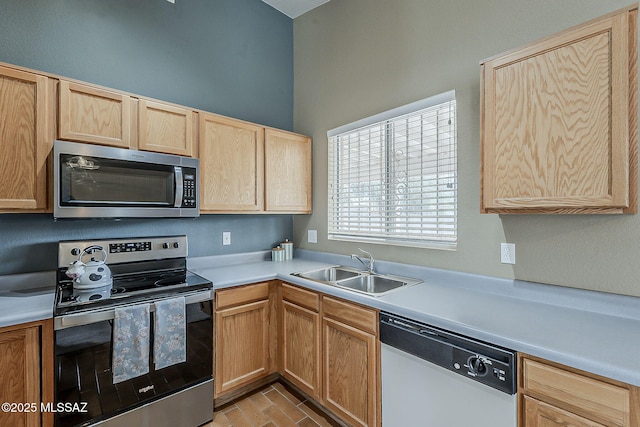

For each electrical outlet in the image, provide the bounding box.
[500,243,515,264]
[222,231,231,246]
[308,229,318,243]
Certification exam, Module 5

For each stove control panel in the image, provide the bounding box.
[58,236,188,267]
[110,241,152,253]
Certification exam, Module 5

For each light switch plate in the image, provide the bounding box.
[222,231,231,246]
[308,230,318,243]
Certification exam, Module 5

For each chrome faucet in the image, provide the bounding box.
[351,248,375,274]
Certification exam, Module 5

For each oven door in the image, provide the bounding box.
[54,292,213,427]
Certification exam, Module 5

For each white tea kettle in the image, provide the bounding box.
[65,245,113,290]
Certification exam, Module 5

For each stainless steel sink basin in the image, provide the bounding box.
[335,274,419,295]
[291,266,422,296]
[291,266,361,283]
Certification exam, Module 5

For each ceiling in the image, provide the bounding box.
[260,0,329,18]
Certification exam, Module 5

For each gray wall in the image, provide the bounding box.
[0,214,291,274]
[0,0,294,275]
[0,0,292,129]
[293,0,640,297]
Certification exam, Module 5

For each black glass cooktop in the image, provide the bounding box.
[55,260,212,316]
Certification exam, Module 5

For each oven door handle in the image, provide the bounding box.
[54,290,213,330]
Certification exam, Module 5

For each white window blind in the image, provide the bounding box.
[327,91,457,249]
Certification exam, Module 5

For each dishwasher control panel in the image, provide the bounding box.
[380,312,516,394]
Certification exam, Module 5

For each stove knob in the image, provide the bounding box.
[163,243,170,249]
[71,248,81,256]
[173,242,180,249]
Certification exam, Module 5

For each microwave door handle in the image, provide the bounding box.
[174,166,184,207]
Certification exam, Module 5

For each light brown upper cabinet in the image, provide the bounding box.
[265,129,312,213]
[58,80,133,148]
[138,99,194,157]
[480,5,638,214]
[0,66,52,211]
[199,113,264,212]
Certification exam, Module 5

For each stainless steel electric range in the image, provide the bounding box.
[54,236,213,427]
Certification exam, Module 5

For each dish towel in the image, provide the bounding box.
[154,296,186,370]
[112,303,150,384]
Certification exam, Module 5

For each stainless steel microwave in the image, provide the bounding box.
[53,140,199,219]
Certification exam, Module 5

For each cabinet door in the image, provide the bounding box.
[264,129,312,213]
[215,299,270,397]
[481,8,637,213]
[0,326,40,427]
[523,396,606,427]
[520,355,633,426]
[0,66,50,211]
[282,300,321,399]
[199,114,264,212]
[58,80,132,148]
[138,99,193,156]
[323,317,377,427]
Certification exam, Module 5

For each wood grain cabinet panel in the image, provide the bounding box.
[199,113,264,212]
[215,299,270,396]
[322,316,377,427]
[138,99,194,157]
[281,284,321,399]
[481,6,638,213]
[0,66,51,211]
[214,282,276,399]
[523,396,606,427]
[519,354,640,427]
[321,295,379,427]
[281,300,321,399]
[0,320,54,427]
[264,129,312,213]
[58,80,132,148]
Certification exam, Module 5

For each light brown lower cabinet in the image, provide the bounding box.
[216,281,380,427]
[519,354,640,427]
[0,319,54,427]
[214,282,277,398]
[322,295,379,427]
[280,283,321,400]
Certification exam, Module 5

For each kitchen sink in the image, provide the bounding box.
[336,274,421,295]
[291,266,422,296]
[291,266,361,283]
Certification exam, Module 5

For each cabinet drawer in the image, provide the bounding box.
[521,357,630,426]
[282,283,319,312]
[322,296,377,335]
[216,282,270,310]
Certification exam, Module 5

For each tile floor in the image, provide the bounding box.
[200,382,339,427]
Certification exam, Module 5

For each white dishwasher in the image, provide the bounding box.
[380,312,517,426]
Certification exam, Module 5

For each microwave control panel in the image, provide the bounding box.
[182,168,197,208]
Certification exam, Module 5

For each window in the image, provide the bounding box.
[327,90,457,249]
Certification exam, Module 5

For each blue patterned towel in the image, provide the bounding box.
[154,296,186,370]
[113,304,150,384]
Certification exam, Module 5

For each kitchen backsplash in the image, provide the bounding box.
[0,214,292,275]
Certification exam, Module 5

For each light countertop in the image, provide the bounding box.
[189,249,640,387]
[0,271,55,328]
[3,250,639,388]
